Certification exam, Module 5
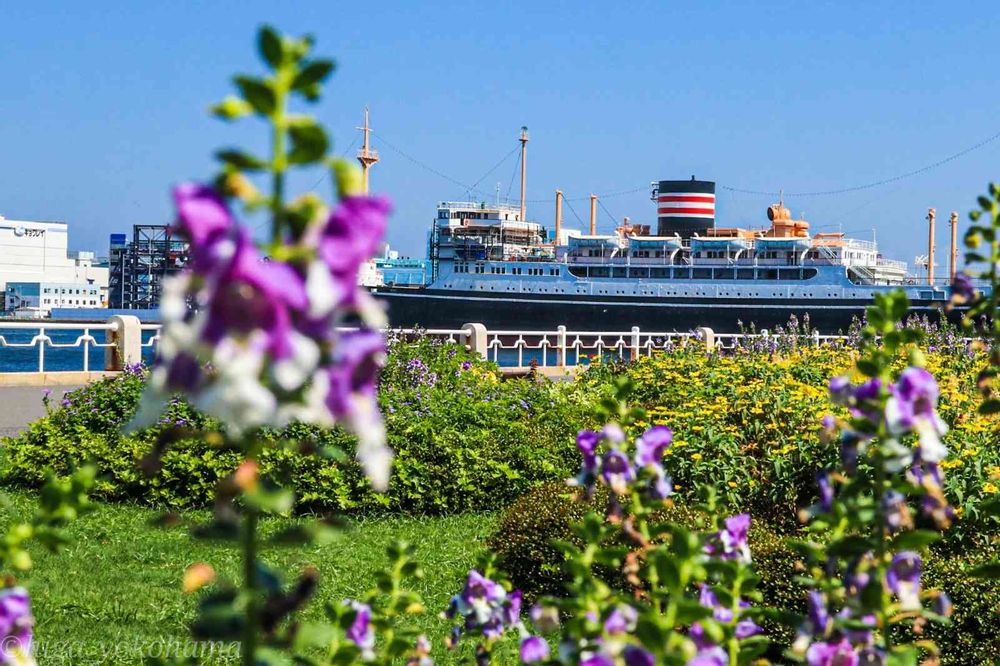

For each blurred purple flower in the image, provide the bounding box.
[634,425,672,467]
[345,600,374,653]
[520,636,549,663]
[623,645,655,666]
[0,587,33,662]
[886,552,922,610]
[806,638,857,666]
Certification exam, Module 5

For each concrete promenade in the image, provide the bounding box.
[0,385,81,438]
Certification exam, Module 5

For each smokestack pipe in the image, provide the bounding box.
[927,208,936,286]
[949,211,958,282]
[590,194,597,235]
[554,190,563,246]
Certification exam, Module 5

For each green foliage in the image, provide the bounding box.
[0,339,590,515]
[487,484,1000,665]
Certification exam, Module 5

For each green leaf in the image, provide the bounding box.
[292,60,335,93]
[258,25,284,69]
[211,95,253,121]
[886,646,918,666]
[968,561,1000,579]
[828,535,875,558]
[216,149,267,171]
[288,121,329,164]
[234,75,277,116]
[856,359,879,377]
[890,530,941,551]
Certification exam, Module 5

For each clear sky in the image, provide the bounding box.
[2,1,998,267]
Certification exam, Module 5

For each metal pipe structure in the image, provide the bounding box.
[949,211,958,282]
[926,207,936,285]
[519,126,529,222]
[554,190,563,245]
[590,194,598,235]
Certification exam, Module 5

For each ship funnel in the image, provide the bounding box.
[655,178,715,238]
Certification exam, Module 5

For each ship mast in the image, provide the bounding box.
[519,126,529,222]
[357,107,379,194]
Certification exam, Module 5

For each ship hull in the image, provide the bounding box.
[370,287,956,333]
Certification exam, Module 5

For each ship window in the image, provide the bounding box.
[692,269,712,279]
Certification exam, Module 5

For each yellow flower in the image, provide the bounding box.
[984,482,1000,495]
[691,453,703,461]
[727,481,738,488]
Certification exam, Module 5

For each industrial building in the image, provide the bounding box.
[108,224,189,309]
[0,215,109,315]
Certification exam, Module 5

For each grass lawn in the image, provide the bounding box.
[0,490,501,665]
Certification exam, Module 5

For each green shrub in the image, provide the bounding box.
[487,484,1000,665]
[0,340,593,514]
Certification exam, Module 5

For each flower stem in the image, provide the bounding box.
[270,72,289,244]
[242,507,259,665]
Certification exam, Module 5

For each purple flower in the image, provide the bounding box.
[735,618,761,639]
[601,423,625,444]
[686,646,728,666]
[577,430,599,466]
[0,588,32,661]
[603,605,637,635]
[623,645,655,666]
[828,376,851,404]
[951,271,976,302]
[530,604,559,632]
[806,638,858,666]
[885,368,947,461]
[461,360,472,371]
[172,183,233,265]
[817,471,834,512]
[882,490,909,533]
[886,552,922,610]
[646,464,673,501]
[319,195,391,303]
[520,636,549,663]
[932,592,953,618]
[601,448,635,494]
[635,425,673,467]
[806,591,831,637]
[345,601,374,652]
[580,655,615,666]
[503,589,522,626]
[710,513,752,562]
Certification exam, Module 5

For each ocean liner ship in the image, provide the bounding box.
[369,176,975,332]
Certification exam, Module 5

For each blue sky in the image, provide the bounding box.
[2,1,998,266]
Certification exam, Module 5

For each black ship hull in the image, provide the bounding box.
[370,287,956,334]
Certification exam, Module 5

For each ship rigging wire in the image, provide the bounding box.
[720,128,1000,197]
[598,199,619,227]
[370,124,1000,206]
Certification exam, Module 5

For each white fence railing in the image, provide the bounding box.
[0,321,121,373]
[0,317,978,375]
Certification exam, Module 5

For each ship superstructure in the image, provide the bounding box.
[371,185,967,332]
[360,121,983,331]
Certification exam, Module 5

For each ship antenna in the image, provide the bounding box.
[356,106,379,194]
[519,126,529,222]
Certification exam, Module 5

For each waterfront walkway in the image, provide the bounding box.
[0,385,80,438]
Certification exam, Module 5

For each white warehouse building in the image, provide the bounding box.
[0,215,109,314]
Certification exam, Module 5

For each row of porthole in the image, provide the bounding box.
[445,283,876,299]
